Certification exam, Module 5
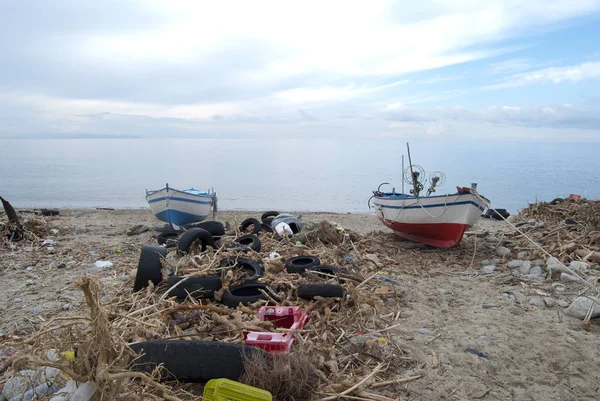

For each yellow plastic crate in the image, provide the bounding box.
[203,378,272,401]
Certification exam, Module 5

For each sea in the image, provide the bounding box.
[1,138,599,215]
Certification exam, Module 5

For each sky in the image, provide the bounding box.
[1,0,599,141]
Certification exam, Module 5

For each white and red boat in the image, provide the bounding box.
[370,144,487,248]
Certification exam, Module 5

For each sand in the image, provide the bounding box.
[1,208,600,400]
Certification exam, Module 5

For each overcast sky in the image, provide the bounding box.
[1,0,599,141]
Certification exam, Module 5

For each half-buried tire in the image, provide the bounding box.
[240,218,262,235]
[184,221,225,239]
[221,283,278,307]
[298,284,345,300]
[234,234,261,252]
[156,231,179,247]
[261,211,279,225]
[177,228,216,254]
[133,245,167,292]
[218,257,263,283]
[164,275,222,299]
[285,255,320,274]
[129,340,269,382]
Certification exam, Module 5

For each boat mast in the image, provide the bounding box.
[406,143,418,196]
[401,154,404,195]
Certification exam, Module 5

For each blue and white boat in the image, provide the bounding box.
[145,184,217,228]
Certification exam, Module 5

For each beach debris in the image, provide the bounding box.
[127,224,150,236]
[465,348,489,360]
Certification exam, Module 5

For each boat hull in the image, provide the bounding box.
[373,193,486,248]
[146,188,214,227]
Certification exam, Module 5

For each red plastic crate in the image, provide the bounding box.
[243,306,308,353]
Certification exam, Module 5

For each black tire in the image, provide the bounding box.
[218,257,263,283]
[240,218,262,235]
[129,340,269,382]
[133,245,167,292]
[184,221,225,239]
[550,198,564,206]
[7,229,24,242]
[164,275,222,299]
[285,256,320,274]
[177,228,216,253]
[221,283,278,307]
[40,209,59,216]
[157,231,179,247]
[261,211,279,225]
[234,234,261,252]
[490,209,510,220]
[261,223,273,233]
[298,284,345,300]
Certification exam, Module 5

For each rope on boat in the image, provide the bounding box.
[378,194,451,225]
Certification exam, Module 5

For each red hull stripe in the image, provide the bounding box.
[380,219,469,248]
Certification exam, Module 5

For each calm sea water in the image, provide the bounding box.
[1,138,599,214]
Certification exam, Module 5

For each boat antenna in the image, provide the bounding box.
[402,154,404,194]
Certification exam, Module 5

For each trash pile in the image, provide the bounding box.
[1,211,421,401]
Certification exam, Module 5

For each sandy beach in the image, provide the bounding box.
[1,205,600,400]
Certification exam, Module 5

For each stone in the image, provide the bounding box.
[13,297,22,303]
[529,298,542,307]
[46,349,60,362]
[480,260,490,266]
[26,266,34,271]
[566,242,577,250]
[438,289,451,295]
[495,247,511,257]
[565,296,600,319]
[56,263,66,269]
[26,279,34,286]
[561,273,583,283]
[28,306,43,314]
[118,274,129,282]
[510,307,525,316]
[490,258,501,265]
[462,291,471,297]
[62,303,72,310]
[535,222,545,228]
[417,328,434,335]
[519,261,532,275]
[517,251,528,259]
[487,236,500,243]
[547,257,561,266]
[569,261,589,272]
[512,291,528,306]
[482,265,496,274]
[529,266,543,277]
[455,299,466,305]
[531,259,544,267]
[544,298,557,308]
[507,260,523,269]
[557,300,570,308]
[23,246,34,252]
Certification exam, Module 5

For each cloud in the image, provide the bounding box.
[485,61,600,89]
[387,103,600,130]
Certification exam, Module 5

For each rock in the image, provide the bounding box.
[417,328,434,335]
[565,296,600,319]
[517,251,528,259]
[490,258,501,265]
[462,291,471,297]
[512,291,528,306]
[566,242,577,250]
[13,297,22,303]
[26,266,34,271]
[561,273,583,283]
[26,279,34,286]
[62,303,72,310]
[480,260,490,266]
[118,274,129,282]
[529,266,543,277]
[28,306,43,314]
[455,299,466,305]
[487,237,500,243]
[23,246,34,252]
[100,295,113,304]
[46,349,60,362]
[519,261,532,275]
[544,298,557,308]
[529,298,542,307]
[438,289,451,295]
[547,257,561,266]
[531,259,544,267]
[557,300,570,308]
[569,261,589,272]
[496,247,511,257]
[127,224,151,236]
[510,307,525,316]
[507,260,523,269]
[482,265,496,274]
[535,222,545,228]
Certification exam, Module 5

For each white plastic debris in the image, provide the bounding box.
[94,261,114,269]
[269,252,281,259]
[275,222,293,237]
[42,239,56,246]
